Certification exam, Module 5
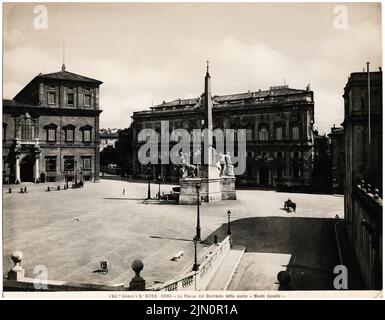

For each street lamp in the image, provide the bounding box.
[195,183,201,241]
[146,165,152,199]
[227,209,232,236]
[157,175,162,199]
[192,236,199,272]
[74,161,78,186]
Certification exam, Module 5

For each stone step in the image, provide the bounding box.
[206,245,245,291]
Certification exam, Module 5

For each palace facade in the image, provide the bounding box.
[131,70,315,189]
[343,70,383,289]
[2,65,103,184]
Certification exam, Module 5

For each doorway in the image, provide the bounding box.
[259,166,269,186]
[20,154,34,182]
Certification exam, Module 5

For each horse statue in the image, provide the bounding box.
[179,152,198,178]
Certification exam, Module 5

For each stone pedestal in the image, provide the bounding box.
[179,178,201,205]
[200,178,222,203]
[221,176,237,200]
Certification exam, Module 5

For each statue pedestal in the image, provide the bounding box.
[179,178,201,205]
[179,177,222,204]
[200,178,222,203]
[221,176,236,200]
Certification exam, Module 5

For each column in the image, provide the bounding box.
[34,156,40,182]
[15,156,20,183]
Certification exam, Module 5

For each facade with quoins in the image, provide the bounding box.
[2,65,102,184]
[131,71,315,189]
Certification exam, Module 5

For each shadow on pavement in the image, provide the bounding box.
[202,216,364,290]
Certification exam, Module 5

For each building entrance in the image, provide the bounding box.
[20,154,34,182]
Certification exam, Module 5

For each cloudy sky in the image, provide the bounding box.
[3,2,382,134]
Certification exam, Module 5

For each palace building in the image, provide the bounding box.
[2,64,103,184]
[131,68,315,189]
[343,70,382,289]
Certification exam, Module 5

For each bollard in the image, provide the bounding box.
[8,188,12,193]
[128,260,145,291]
[8,251,25,281]
[20,188,24,193]
[47,186,50,192]
[214,235,218,245]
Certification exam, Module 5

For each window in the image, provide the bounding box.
[67,93,74,106]
[64,157,75,171]
[276,127,283,140]
[80,125,93,143]
[83,130,91,142]
[82,156,92,170]
[277,166,283,180]
[292,126,299,140]
[246,129,253,141]
[63,125,76,143]
[277,151,284,158]
[43,123,58,142]
[20,118,35,140]
[48,92,56,104]
[45,157,57,172]
[259,127,269,141]
[84,94,91,107]
[293,166,301,179]
[293,151,300,158]
[3,123,7,141]
[66,129,74,142]
[47,129,56,142]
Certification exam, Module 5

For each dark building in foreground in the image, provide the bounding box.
[2,65,103,184]
[131,69,315,189]
[343,70,382,289]
[328,126,344,194]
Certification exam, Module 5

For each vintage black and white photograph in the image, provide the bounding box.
[1,1,383,298]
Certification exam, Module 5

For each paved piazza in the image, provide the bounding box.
[3,178,344,288]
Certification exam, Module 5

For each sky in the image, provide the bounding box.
[2,2,382,134]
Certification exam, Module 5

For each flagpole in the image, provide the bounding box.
[366,62,371,147]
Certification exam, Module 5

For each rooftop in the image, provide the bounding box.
[143,85,312,114]
[36,69,103,85]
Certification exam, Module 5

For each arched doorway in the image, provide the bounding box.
[259,166,269,186]
[20,154,34,182]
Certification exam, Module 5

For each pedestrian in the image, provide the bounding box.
[123,188,125,196]
[24,186,27,194]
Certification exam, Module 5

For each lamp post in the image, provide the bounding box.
[192,236,199,272]
[157,175,161,199]
[74,161,78,186]
[227,209,232,236]
[195,183,201,241]
[146,165,152,199]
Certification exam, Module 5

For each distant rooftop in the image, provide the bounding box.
[148,85,312,111]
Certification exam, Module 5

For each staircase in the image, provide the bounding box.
[206,245,245,291]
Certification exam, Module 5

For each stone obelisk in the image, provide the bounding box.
[199,61,222,202]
